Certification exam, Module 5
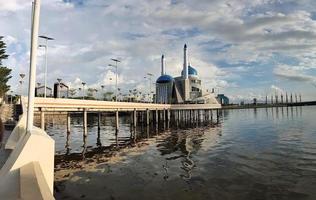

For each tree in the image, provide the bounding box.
[69,88,76,98]
[103,91,113,101]
[0,36,11,98]
[87,88,95,98]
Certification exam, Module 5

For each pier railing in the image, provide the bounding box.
[33,97,221,112]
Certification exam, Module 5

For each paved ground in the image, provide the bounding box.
[0,129,12,169]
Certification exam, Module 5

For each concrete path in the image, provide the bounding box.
[0,129,12,169]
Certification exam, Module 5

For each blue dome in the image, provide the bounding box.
[181,66,198,76]
[156,74,174,83]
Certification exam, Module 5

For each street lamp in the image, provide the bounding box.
[94,89,98,100]
[101,85,104,100]
[144,73,153,102]
[10,91,13,104]
[19,73,25,96]
[39,35,54,98]
[82,82,86,100]
[57,78,62,98]
[109,58,121,102]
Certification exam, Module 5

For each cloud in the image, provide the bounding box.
[271,84,284,94]
[274,65,316,83]
[2,0,316,100]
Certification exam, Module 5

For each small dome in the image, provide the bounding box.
[182,66,198,76]
[156,74,174,83]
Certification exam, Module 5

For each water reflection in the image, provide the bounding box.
[54,106,316,200]
[40,107,305,160]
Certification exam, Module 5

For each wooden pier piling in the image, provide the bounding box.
[67,112,71,133]
[83,109,87,137]
[40,110,45,130]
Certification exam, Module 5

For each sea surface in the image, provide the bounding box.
[39,106,316,200]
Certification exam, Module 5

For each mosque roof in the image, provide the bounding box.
[181,65,198,76]
[156,74,174,83]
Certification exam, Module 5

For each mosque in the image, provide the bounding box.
[156,44,219,104]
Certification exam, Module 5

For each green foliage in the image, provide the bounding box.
[0,36,8,65]
[0,36,11,97]
[103,91,114,101]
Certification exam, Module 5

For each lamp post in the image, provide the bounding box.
[94,89,98,100]
[57,78,62,98]
[109,58,121,102]
[26,0,41,133]
[82,82,86,100]
[78,88,81,98]
[10,91,13,104]
[19,73,25,96]
[146,73,153,102]
[101,85,104,100]
[39,35,54,98]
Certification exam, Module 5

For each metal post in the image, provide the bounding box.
[44,42,48,98]
[26,0,41,133]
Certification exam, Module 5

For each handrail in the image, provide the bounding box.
[5,96,27,150]
[0,96,55,198]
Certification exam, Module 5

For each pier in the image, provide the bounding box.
[33,97,221,133]
[0,96,220,199]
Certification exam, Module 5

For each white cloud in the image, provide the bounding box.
[2,0,316,100]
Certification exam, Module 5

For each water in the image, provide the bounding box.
[43,107,316,199]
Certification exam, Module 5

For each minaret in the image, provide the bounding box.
[295,93,298,103]
[290,93,293,103]
[161,54,165,76]
[183,44,188,79]
[286,92,288,103]
[281,93,284,104]
[265,95,268,104]
[271,95,273,104]
[299,94,302,102]
[275,94,278,104]
[183,44,190,101]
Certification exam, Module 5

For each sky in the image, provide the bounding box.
[1,0,316,103]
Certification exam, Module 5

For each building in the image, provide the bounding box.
[53,82,69,98]
[156,44,218,104]
[216,94,229,105]
[35,86,53,97]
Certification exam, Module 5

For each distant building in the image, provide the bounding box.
[216,94,229,105]
[35,86,52,97]
[156,44,218,104]
[54,82,69,98]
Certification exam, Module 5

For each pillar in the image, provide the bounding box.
[83,109,87,137]
[40,110,45,130]
[67,112,71,133]
[97,112,101,131]
[133,109,137,128]
[115,109,119,132]
[146,109,150,126]
[211,109,213,122]
[155,109,158,125]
